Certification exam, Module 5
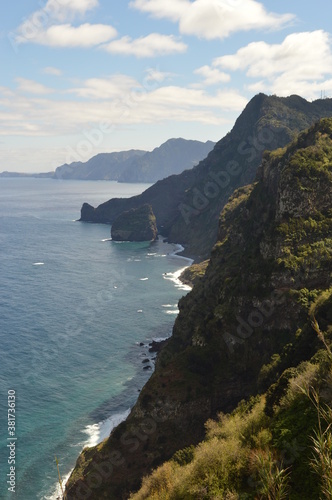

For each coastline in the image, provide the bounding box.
[50,238,193,499]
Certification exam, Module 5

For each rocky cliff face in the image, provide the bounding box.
[80,94,332,259]
[111,204,157,242]
[66,119,332,499]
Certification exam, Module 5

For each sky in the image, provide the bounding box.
[1,0,332,173]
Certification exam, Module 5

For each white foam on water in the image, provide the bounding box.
[169,244,194,265]
[163,267,192,291]
[33,262,45,266]
[46,469,73,500]
[48,238,193,500]
[152,336,170,343]
[47,409,131,499]
[82,409,131,448]
[101,238,112,242]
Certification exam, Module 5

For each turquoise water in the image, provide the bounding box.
[0,178,191,499]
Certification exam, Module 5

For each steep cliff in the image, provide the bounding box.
[80,94,332,259]
[111,204,157,242]
[66,119,332,499]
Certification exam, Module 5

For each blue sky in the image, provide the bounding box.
[1,0,332,172]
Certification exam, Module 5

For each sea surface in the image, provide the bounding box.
[0,178,192,499]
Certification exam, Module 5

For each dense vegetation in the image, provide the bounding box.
[66,116,332,499]
[111,204,157,242]
[130,120,332,499]
[131,321,332,499]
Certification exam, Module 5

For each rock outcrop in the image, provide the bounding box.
[80,94,332,259]
[111,204,157,242]
[66,118,332,499]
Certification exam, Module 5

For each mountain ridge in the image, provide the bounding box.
[80,94,332,259]
[0,138,215,184]
[66,116,332,499]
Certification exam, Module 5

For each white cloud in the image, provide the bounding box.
[13,0,116,49]
[130,0,294,40]
[45,0,99,17]
[15,78,54,95]
[0,78,247,140]
[145,69,174,83]
[17,23,117,48]
[215,30,332,98]
[194,65,230,86]
[148,86,247,111]
[42,67,63,76]
[102,33,187,58]
[129,0,189,22]
[68,75,141,99]
[19,0,99,29]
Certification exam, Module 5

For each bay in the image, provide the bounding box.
[0,178,191,499]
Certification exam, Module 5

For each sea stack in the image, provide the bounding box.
[111,204,158,242]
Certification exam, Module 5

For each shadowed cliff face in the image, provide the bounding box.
[66,119,332,499]
[80,94,332,259]
[111,204,157,242]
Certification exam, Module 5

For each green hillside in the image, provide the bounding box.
[66,118,332,499]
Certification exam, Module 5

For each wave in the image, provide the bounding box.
[152,336,170,343]
[168,244,194,266]
[46,469,73,500]
[82,409,131,448]
[47,237,192,500]
[33,262,44,266]
[47,409,130,499]
[101,238,112,242]
[163,267,192,291]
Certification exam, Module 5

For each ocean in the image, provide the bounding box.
[0,178,192,499]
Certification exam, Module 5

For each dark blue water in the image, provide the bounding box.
[0,178,191,499]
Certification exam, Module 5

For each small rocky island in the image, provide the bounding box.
[111,204,158,242]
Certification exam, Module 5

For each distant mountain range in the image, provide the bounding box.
[80,93,332,259]
[0,138,215,184]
